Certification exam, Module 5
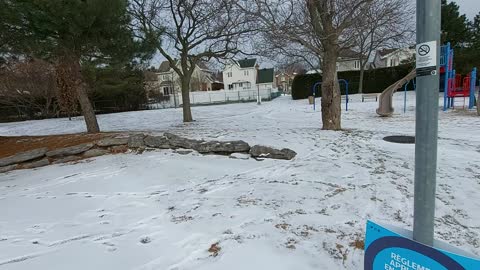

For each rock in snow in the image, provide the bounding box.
[96,137,129,147]
[46,143,94,157]
[196,140,250,154]
[249,145,297,160]
[0,148,48,167]
[20,158,50,169]
[144,135,170,149]
[164,133,203,149]
[83,149,110,158]
[128,134,146,148]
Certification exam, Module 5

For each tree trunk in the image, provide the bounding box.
[180,76,193,122]
[56,56,100,133]
[359,65,365,94]
[321,47,342,130]
[477,91,480,116]
[77,81,100,132]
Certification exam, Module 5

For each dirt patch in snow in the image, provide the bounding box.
[0,133,119,158]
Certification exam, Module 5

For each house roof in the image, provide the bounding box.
[158,61,172,72]
[257,68,274,84]
[377,48,398,57]
[158,60,212,73]
[237,58,257,68]
[339,49,361,59]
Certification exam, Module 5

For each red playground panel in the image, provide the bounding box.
[448,74,470,98]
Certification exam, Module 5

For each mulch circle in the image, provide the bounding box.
[383,135,415,144]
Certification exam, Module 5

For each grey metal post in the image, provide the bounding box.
[414,0,441,246]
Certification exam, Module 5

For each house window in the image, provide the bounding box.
[163,87,171,95]
[354,60,360,69]
[228,84,233,90]
[163,75,169,80]
[239,83,243,88]
[390,58,397,67]
[244,70,249,76]
[227,72,232,78]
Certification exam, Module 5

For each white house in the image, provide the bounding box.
[223,58,259,91]
[306,49,366,74]
[372,47,415,69]
[336,49,365,72]
[155,60,214,96]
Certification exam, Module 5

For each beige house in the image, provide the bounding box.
[154,60,215,97]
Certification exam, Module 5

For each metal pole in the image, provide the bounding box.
[443,43,450,111]
[414,0,441,246]
[469,67,477,109]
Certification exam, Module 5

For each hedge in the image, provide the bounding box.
[292,64,415,100]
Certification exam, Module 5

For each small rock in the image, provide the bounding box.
[144,135,170,149]
[52,156,81,164]
[140,237,151,244]
[0,148,48,167]
[196,140,250,154]
[0,164,17,173]
[249,145,297,160]
[128,134,145,148]
[229,153,250,160]
[96,137,128,147]
[46,143,94,157]
[83,149,109,158]
[20,158,50,169]
[175,149,193,155]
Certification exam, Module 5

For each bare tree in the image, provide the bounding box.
[0,58,58,119]
[130,0,255,122]
[354,0,414,93]
[241,0,372,130]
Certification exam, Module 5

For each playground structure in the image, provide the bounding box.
[376,42,477,117]
[312,79,349,111]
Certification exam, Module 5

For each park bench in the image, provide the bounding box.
[362,94,378,102]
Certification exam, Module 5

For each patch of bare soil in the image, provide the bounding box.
[0,132,119,158]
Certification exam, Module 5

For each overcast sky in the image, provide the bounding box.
[455,0,479,19]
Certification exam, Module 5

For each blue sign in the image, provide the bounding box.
[365,220,480,270]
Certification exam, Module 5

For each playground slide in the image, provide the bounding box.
[376,69,416,117]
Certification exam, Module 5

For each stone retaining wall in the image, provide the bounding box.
[0,133,297,173]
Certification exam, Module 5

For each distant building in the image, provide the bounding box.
[223,58,259,91]
[372,47,415,69]
[336,49,365,72]
[154,60,215,97]
[305,49,366,74]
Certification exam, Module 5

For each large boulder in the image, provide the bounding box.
[0,165,17,173]
[164,133,203,149]
[0,148,48,167]
[196,140,250,154]
[96,137,128,147]
[128,134,146,148]
[46,143,94,157]
[52,156,81,164]
[249,145,297,160]
[144,135,170,149]
[20,158,50,169]
[83,149,109,158]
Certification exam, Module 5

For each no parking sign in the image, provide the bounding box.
[365,221,480,269]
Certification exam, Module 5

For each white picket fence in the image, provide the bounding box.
[148,88,279,109]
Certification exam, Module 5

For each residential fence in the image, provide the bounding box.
[0,88,281,122]
[147,88,281,109]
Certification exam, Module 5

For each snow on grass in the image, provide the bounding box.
[1,92,480,269]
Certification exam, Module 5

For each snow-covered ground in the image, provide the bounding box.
[1,92,479,269]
